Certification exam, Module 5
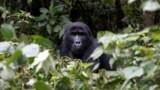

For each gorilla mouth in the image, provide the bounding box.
[75,46,81,49]
[73,46,81,51]
[71,45,83,52]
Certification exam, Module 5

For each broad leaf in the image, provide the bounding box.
[128,0,136,4]
[34,81,51,90]
[98,31,116,48]
[32,35,52,48]
[22,43,40,58]
[0,42,10,53]
[46,24,52,34]
[40,8,48,14]
[0,23,16,40]
[143,1,160,11]
[122,66,144,79]
[90,47,103,60]
[0,66,15,80]
[26,79,37,86]
[29,50,49,73]
[149,26,160,41]
[6,49,22,65]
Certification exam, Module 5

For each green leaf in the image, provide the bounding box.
[97,31,106,39]
[98,31,115,48]
[125,34,140,42]
[6,50,22,65]
[0,66,15,80]
[54,25,62,33]
[52,5,63,13]
[40,8,48,14]
[42,56,53,75]
[49,0,54,15]
[22,43,40,58]
[138,46,154,58]
[140,61,157,78]
[142,1,160,11]
[46,24,52,34]
[34,81,51,90]
[26,79,37,86]
[90,47,103,60]
[80,63,93,69]
[141,61,155,72]
[0,23,16,40]
[55,77,71,90]
[128,0,136,4]
[0,42,11,53]
[27,0,32,5]
[149,26,160,41]
[29,50,49,73]
[122,66,144,80]
[32,35,52,48]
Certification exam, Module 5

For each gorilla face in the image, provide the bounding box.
[70,29,89,51]
[63,22,93,55]
[71,30,84,50]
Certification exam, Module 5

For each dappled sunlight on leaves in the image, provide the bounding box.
[142,1,160,11]
[29,50,49,73]
[22,43,40,58]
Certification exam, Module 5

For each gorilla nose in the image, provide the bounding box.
[75,41,81,46]
[76,41,80,44]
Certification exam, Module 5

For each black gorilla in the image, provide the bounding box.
[60,22,112,71]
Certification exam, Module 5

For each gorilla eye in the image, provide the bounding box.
[71,32,86,36]
[71,32,77,36]
[79,32,86,35]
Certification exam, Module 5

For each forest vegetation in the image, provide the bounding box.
[0,0,160,90]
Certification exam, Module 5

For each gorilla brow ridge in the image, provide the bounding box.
[65,22,93,37]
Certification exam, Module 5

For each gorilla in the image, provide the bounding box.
[60,22,112,71]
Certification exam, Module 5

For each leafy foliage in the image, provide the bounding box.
[0,0,160,90]
[0,25,160,89]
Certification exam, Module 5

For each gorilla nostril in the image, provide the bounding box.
[75,41,81,46]
[76,41,80,44]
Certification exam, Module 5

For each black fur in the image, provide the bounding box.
[60,22,112,71]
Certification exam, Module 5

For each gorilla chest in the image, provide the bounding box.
[69,51,85,60]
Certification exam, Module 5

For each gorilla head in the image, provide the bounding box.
[62,22,94,58]
[60,22,112,71]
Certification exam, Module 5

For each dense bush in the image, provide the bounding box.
[0,23,160,89]
[0,0,160,90]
